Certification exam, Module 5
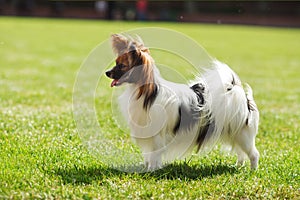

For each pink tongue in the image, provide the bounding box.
[111,79,119,87]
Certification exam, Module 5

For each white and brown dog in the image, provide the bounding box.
[106,34,259,171]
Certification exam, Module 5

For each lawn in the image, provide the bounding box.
[0,17,299,199]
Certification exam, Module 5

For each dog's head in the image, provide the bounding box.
[106,34,154,87]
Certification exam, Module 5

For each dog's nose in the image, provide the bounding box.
[105,71,111,77]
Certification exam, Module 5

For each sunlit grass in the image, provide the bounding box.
[0,17,299,199]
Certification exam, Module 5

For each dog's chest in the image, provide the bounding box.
[118,87,150,127]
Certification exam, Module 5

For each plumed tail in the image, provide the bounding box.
[244,83,259,128]
[244,83,257,111]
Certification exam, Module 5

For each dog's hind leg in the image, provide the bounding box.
[239,83,260,170]
[235,127,260,170]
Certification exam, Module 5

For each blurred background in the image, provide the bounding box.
[0,0,300,27]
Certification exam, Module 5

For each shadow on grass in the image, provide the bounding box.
[54,162,238,185]
[149,162,238,180]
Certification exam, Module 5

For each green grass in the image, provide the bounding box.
[1,17,299,199]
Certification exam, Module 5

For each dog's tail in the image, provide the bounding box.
[197,60,251,152]
[244,83,259,129]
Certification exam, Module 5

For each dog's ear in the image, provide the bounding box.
[111,34,129,55]
[134,35,150,54]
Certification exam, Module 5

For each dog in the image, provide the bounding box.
[106,34,259,171]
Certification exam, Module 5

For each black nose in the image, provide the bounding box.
[106,71,111,77]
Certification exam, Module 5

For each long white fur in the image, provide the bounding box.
[113,36,259,171]
[118,60,259,171]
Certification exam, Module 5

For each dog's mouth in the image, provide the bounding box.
[109,71,133,87]
[107,67,137,87]
[111,79,121,87]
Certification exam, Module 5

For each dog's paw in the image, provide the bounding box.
[144,159,162,171]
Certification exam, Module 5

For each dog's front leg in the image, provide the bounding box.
[144,150,162,171]
[135,137,163,171]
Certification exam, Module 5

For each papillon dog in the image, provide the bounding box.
[106,34,259,171]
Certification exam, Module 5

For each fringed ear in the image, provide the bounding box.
[111,34,129,55]
[135,35,150,54]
